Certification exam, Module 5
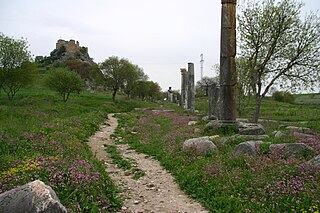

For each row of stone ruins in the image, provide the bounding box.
[166,62,222,122]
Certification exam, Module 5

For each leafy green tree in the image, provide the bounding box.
[99,56,138,101]
[133,80,149,100]
[236,57,252,116]
[45,68,84,102]
[238,0,320,122]
[196,76,217,97]
[146,81,162,101]
[123,65,148,99]
[0,33,35,100]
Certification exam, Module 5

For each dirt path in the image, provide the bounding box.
[88,113,207,213]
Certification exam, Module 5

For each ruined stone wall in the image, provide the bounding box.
[56,39,82,53]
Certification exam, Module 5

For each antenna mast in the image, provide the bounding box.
[200,53,204,79]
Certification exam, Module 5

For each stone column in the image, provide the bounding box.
[219,0,237,122]
[187,63,195,112]
[167,87,173,102]
[208,82,219,119]
[180,68,188,108]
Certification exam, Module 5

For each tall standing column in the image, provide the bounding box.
[219,0,237,122]
[187,63,195,112]
[180,68,188,108]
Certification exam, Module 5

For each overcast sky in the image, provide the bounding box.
[1,0,319,91]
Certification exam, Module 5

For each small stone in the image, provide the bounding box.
[188,121,198,126]
[274,130,285,138]
[134,200,140,204]
[146,183,155,188]
[194,128,201,134]
[124,171,131,176]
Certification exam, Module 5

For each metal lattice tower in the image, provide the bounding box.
[200,53,204,79]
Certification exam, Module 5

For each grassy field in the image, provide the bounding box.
[196,95,320,132]
[0,88,157,212]
[1,88,319,212]
[114,109,320,212]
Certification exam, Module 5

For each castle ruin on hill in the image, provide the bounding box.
[56,39,88,54]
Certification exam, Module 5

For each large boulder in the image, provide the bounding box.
[307,155,320,171]
[269,143,316,159]
[238,122,266,135]
[183,136,218,155]
[0,180,67,213]
[234,141,265,156]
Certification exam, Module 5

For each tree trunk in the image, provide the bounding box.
[112,89,117,101]
[253,96,262,123]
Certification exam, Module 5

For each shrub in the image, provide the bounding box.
[272,91,295,104]
[45,68,84,102]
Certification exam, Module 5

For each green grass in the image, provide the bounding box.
[0,88,157,212]
[105,145,132,170]
[2,87,320,212]
[105,144,145,180]
[196,95,320,132]
[113,108,320,212]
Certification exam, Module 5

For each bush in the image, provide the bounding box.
[45,68,84,102]
[272,91,295,104]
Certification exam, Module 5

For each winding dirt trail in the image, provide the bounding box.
[88,113,208,213]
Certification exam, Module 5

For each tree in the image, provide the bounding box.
[238,0,320,122]
[123,65,147,99]
[45,68,84,102]
[146,81,162,101]
[0,33,35,100]
[236,57,252,116]
[196,76,216,96]
[99,56,131,100]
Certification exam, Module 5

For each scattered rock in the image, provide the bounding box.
[0,180,67,213]
[219,134,269,144]
[130,131,138,135]
[238,122,266,135]
[307,155,320,171]
[236,118,249,123]
[202,115,218,122]
[183,136,218,155]
[269,143,316,159]
[205,120,223,131]
[234,141,264,156]
[188,121,198,126]
[134,200,140,204]
[293,132,315,139]
[134,108,148,111]
[152,109,174,112]
[194,128,202,134]
[273,130,285,138]
[279,125,310,132]
[202,116,209,122]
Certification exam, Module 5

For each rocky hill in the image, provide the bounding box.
[36,39,94,66]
